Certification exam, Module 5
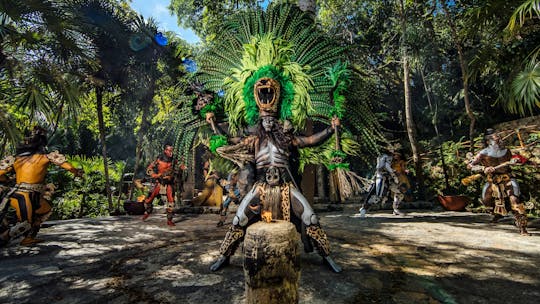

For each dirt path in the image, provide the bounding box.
[1,209,539,303]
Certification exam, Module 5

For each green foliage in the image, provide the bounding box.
[168,0,264,41]
[199,94,223,119]
[0,0,90,145]
[421,139,479,199]
[326,61,351,119]
[208,156,236,178]
[209,134,228,154]
[49,155,125,219]
[509,60,540,115]
[298,132,361,172]
[506,0,540,33]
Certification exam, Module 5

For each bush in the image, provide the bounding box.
[48,156,125,220]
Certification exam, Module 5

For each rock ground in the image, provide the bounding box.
[1,205,539,304]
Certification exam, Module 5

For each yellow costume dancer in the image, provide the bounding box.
[0,127,82,246]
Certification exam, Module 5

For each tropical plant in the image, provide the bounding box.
[71,0,136,211]
[168,0,264,41]
[49,155,125,219]
[0,0,92,146]
[505,0,540,115]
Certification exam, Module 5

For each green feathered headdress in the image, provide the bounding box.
[171,3,387,171]
[221,33,315,132]
[198,4,344,134]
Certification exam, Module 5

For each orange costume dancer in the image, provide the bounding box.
[0,126,82,246]
[142,145,178,226]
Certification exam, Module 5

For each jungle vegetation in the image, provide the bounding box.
[1,0,539,218]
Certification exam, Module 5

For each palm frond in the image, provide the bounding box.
[509,61,540,115]
[506,0,540,33]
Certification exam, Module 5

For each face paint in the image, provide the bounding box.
[262,116,275,132]
[164,146,173,158]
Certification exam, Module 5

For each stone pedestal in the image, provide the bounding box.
[243,221,300,304]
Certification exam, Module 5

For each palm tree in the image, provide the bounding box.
[0,0,90,147]
[72,0,135,211]
[128,15,169,191]
[505,0,540,115]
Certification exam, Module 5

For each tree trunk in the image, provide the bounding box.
[420,68,439,137]
[441,1,476,149]
[130,98,151,200]
[400,0,424,198]
[457,46,475,150]
[96,86,113,212]
[244,221,300,304]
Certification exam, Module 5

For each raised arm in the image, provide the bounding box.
[47,151,83,177]
[293,117,340,148]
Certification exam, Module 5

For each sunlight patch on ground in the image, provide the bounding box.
[199,250,220,263]
[401,265,439,277]
[54,243,116,258]
[30,266,61,276]
[154,264,193,279]
[124,258,142,266]
[0,281,31,299]
[171,274,222,287]
[153,264,223,287]
[69,277,113,292]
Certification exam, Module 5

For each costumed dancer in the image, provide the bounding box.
[141,144,178,226]
[391,151,412,201]
[0,126,83,246]
[210,114,342,273]
[191,157,223,207]
[360,152,404,217]
[217,171,242,227]
[184,4,370,274]
[467,129,530,235]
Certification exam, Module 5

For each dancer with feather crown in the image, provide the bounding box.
[171,3,383,273]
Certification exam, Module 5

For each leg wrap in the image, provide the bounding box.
[280,183,291,221]
[29,210,52,238]
[514,213,528,230]
[219,225,245,256]
[306,225,330,257]
[144,202,153,214]
[166,197,174,220]
[9,221,31,239]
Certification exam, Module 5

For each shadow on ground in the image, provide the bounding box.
[1,210,539,303]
